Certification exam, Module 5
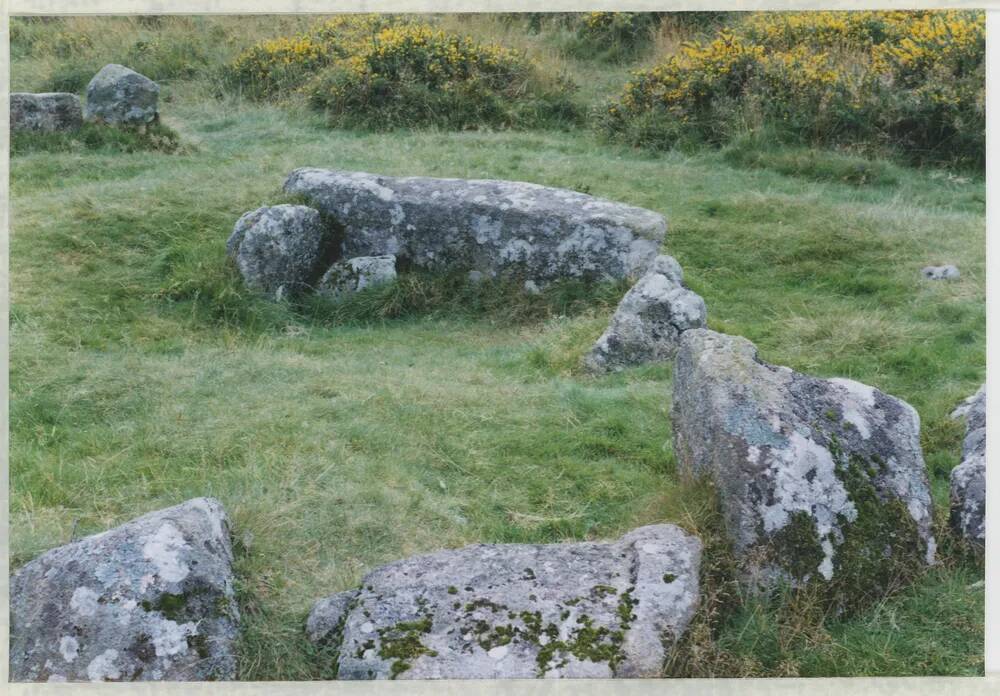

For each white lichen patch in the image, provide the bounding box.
[58,636,79,663]
[759,430,857,579]
[86,649,121,682]
[151,617,198,658]
[142,522,191,584]
[70,586,100,617]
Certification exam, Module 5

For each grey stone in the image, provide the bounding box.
[318,255,396,298]
[584,255,706,373]
[10,498,239,682]
[284,168,666,283]
[309,524,700,679]
[84,64,159,126]
[227,204,336,299]
[950,385,985,546]
[10,93,82,132]
[306,590,357,645]
[921,265,960,280]
[672,329,935,594]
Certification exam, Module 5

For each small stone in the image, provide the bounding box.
[584,254,706,373]
[523,279,541,295]
[10,93,82,132]
[468,270,485,284]
[317,255,396,298]
[84,64,159,126]
[672,329,935,597]
[920,265,960,280]
[306,590,357,645]
[227,205,336,299]
[10,498,239,682]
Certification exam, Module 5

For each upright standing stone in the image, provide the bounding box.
[84,64,159,126]
[307,524,701,679]
[10,93,83,132]
[672,329,935,598]
[10,498,239,682]
[950,385,985,546]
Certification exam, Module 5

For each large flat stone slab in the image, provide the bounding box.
[308,524,700,679]
[10,498,239,682]
[672,329,935,598]
[284,168,666,284]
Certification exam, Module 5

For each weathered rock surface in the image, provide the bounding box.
[584,255,706,373]
[672,329,935,595]
[10,92,82,132]
[227,204,336,298]
[921,264,960,280]
[307,524,700,679]
[318,255,397,298]
[10,498,239,682]
[84,64,159,126]
[950,385,985,546]
[284,168,666,284]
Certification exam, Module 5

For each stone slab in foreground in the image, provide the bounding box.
[10,498,239,682]
[11,92,83,132]
[672,329,935,596]
[284,168,666,284]
[308,524,700,679]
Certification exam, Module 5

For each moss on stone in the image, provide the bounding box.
[768,510,825,582]
[377,615,437,679]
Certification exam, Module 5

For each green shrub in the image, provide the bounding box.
[600,11,985,168]
[225,17,580,131]
[562,12,664,63]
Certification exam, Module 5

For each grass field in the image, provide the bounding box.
[9,15,985,680]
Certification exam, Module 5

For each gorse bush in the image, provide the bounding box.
[601,11,985,168]
[225,15,580,130]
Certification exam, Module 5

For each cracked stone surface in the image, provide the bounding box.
[950,384,985,546]
[318,255,397,298]
[583,255,706,373]
[11,93,82,132]
[672,329,935,593]
[84,64,159,126]
[284,168,666,285]
[10,498,239,682]
[227,204,337,298]
[307,524,700,680]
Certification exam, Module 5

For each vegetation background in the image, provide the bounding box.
[10,12,985,679]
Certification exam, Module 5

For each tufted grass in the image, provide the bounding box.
[10,15,984,681]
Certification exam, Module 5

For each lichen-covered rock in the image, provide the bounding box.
[583,255,706,373]
[284,168,666,284]
[318,255,397,298]
[10,93,82,132]
[921,264,960,280]
[10,498,239,682]
[950,385,985,546]
[227,204,337,298]
[672,329,935,597]
[308,524,700,680]
[84,64,159,126]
